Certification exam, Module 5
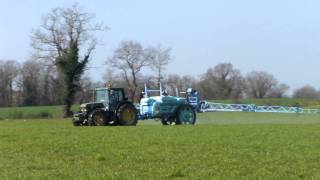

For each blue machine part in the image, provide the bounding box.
[184,87,320,115]
[186,88,202,112]
[200,101,320,114]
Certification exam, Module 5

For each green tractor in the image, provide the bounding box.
[72,87,138,126]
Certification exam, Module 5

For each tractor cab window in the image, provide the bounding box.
[109,89,124,103]
[95,89,109,104]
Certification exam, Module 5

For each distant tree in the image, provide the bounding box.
[39,66,65,105]
[20,60,42,106]
[266,83,290,98]
[39,64,64,105]
[198,63,245,99]
[245,71,277,98]
[181,75,196,91]
[31,4,105,116]
[165,74,181,94]
[293,85,320,99]
[103,68,131,95]
[0,60,20,106]
[145,44,171,84]
[75,76,94,103]
[165,74,196,96]
[103,68,122,87]
[107,41,150,102]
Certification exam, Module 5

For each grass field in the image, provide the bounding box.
[0,105,79,120]
[1,112,320,179]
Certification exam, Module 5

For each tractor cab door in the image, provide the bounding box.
[108,88,125,111]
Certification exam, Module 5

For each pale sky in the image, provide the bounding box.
[0,0,320,90]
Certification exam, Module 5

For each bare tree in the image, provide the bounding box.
[145,44,171,84]
[267,83,289,98]
[39,64,64,105]
[165,74,196,95]
[37,65,65,105]
[245,71,277,98]
[198,63,245,99]
[20,60,42,106]
[31,4,105,62]
[107,41,150,102]
[293,85,320,99]
[18,61,63,106]
[165,74,181,94]
[76,76,94,104]
[0,60,20,106]
[31,4,106,115]
[103,68,122,87]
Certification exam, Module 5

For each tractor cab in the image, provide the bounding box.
[94,88,127,111]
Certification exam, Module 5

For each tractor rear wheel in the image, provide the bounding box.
[117,103,138,126]
[175,104,196,125]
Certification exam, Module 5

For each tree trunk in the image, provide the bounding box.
[63,85,75,118]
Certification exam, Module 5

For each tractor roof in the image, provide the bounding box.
[95,87,124,91]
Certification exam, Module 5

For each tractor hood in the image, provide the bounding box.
[80,102,105,111]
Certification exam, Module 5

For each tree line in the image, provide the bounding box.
[0,4,319,110]
[1,57,319,107]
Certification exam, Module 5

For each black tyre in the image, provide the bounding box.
[89,110,108,126]
[117,103,138,126]
[72,113,86,126]
[175,104,196,125]
[72,118,82,126]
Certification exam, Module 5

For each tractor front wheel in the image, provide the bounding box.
[89,110,108,126]
[72,113,87,126]
[72,118,82,126]
[117,103,138,126]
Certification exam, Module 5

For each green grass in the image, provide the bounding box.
[0,105,79,120]
[198,112,320,124]
[1,113,320,179]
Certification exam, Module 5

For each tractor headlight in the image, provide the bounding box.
[81,108,87,113]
